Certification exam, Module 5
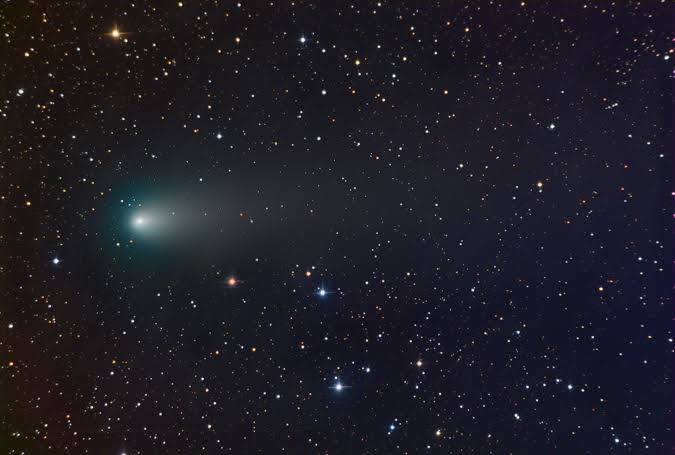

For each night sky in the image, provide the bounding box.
[1,1,673,454]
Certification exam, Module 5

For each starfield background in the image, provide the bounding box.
[0,1,673,454]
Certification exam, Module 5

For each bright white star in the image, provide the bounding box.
[331,380,348,392]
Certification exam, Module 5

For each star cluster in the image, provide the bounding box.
[1,2,672,454]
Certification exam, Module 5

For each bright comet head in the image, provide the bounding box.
[130,213,155,232]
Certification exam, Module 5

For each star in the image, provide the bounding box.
[226,276,238,288]
[52,257,60,265]
[299,36,307,43]
[111,28,121,39]
[317,288,327,297]
[331,381,347,392]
